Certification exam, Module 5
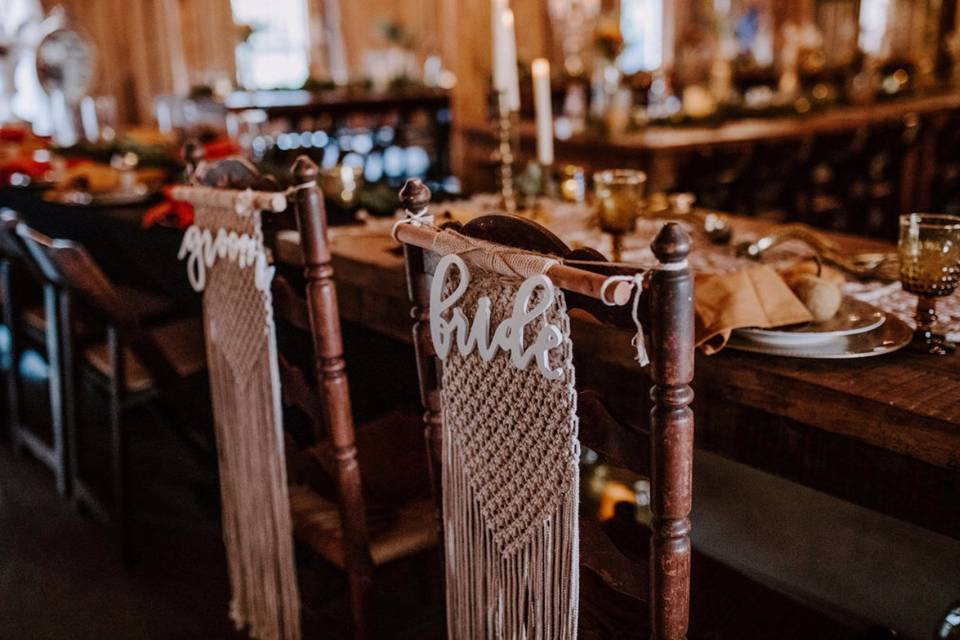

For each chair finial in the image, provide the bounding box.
[291,155,319,184]
[400,178,432,214]
[182,140,205,179]
[652,222,691,265]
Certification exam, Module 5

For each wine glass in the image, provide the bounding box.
[898,213,960,355]
[594,169,646,262]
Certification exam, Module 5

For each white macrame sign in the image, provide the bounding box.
[172,185,300,640]
[431,245,580,639]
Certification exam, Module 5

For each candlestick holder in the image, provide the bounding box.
[495,91,517,214]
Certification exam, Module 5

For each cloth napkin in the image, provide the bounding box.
[695,265,814,354]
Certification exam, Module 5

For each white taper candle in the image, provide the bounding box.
[501,9,521,111]
[531,58,554,166]
[491,0,508,92]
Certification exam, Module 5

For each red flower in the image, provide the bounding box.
[142,185,195,230]
[204,137,241,161]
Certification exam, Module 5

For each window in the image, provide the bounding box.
[231,0,310,90]
[0,0,45,125]
[620,0,663,73]
[858,0,891,56]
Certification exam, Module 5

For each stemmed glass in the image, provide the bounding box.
[594,169,646,262]
[898,213,960,355]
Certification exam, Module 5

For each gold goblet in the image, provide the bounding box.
[594,169,646,262]
[898,213,960,355]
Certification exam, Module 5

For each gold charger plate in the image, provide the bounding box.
[726,312,912,359]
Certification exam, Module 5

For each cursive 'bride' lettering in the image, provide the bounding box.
[430,254,563,380]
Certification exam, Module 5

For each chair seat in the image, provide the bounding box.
[21,287,173,339]
[289,484,438,568]
[82,317,206,393]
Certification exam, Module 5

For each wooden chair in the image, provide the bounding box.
[15,223,205,560]
[182,152,437,639]
[0,209,71,495]
[396,180,696,640]
[282,156,438,639]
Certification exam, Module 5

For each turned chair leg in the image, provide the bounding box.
[107,326,134,564]
[347,571,373,640]
[46,285,69,497]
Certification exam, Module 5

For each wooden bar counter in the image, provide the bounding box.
[461,91,960,232]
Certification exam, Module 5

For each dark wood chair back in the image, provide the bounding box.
[15,224,178,387]
[0,211,73,493]
[398,180,695,640]
[283,155,376,607]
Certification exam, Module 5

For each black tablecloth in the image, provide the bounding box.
[0,188,199,308]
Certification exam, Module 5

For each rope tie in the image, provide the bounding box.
[391,205,435,242]
[284,181,317,197]
[234,189,256,216]
[600,274,649,367]
[658,259,689,271]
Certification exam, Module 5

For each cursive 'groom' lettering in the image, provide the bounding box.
[429,254,563,380]
[178,225,275,293]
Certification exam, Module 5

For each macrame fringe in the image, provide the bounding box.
[184,196,302,640]
[208,344,301,640]
[443,409,579,640]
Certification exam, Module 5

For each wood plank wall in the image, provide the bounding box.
[40,0,235,124]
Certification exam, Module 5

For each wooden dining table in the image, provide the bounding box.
[4,185,957,542]
[275,210,960,543]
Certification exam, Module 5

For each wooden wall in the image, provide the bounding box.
[41,0,235,124]
[43,0,960,132]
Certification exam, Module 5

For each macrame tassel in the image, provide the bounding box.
[443,436,580,640]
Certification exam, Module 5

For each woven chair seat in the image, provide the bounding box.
[22,286,174,340]
[82,317,206,392]
[289,485,437,568]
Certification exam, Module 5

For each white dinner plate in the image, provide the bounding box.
[734,298,886,347]
[726,312,912,359]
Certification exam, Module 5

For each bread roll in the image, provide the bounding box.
[789,274,842,322]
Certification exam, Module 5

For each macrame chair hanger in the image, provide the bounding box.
[397,178,696,640]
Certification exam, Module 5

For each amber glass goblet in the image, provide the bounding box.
[898,213,960,355]
[594,169,646,262]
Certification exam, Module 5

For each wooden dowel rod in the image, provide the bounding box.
[171,186,288,213]
[394,223,632,305]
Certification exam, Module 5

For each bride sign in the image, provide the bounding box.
[430,254,565,380]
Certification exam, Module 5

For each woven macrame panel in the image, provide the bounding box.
[439,266,580,640]
[185,191,301,640]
